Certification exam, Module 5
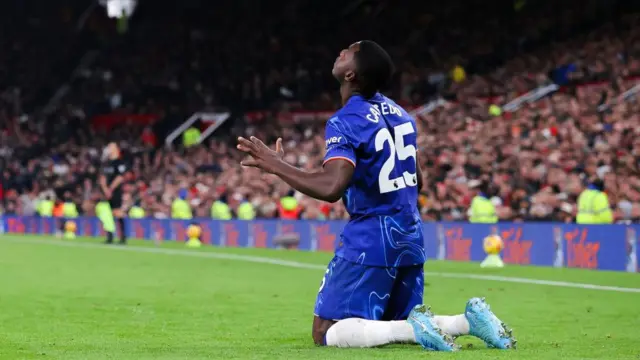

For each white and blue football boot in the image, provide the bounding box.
[465,297,516,349]
[408,304,460,352]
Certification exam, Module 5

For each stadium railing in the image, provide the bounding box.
[501,84,559,112]
[597,83,640,112]
[165,112,230,147]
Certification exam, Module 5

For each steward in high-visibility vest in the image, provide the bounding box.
[63,201,79,218]
[237,201,256,220]
[469,193,498,224]
[37,196,54,217]
[60,193,79,239]
[172,189,193,220]
[576,182,613,224]
[211,194,232,220]
[593,191,613,224]
[279,194,300,220]
[53,201,64,218]
[183,127,201,148]
[128,204,146,219]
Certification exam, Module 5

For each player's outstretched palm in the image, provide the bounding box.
[237,136,284,174]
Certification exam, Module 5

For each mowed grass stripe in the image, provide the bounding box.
[3,236,640,294]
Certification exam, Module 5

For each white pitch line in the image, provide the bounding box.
[3,237,640,293]
[425,272,640,293]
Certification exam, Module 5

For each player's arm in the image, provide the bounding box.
[272,157,353,203]
[237,137,354,203]
[416,153,424,192]
[107,163,127,193]
[108,175,125,193]
[99,174,109,195]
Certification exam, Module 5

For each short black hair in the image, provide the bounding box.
[354,40,395,98]
[591,179,605,191]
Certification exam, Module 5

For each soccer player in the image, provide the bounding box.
[237,41,515,351]
[99,142,128,245]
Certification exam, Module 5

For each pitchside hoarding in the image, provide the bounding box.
[1,216,638,273]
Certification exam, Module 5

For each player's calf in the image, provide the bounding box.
[312,316,335,346]
[320,317,417,348]
[314,310,458,350]
[113,209,127,245]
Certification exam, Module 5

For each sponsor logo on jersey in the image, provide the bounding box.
[325,136,343,148]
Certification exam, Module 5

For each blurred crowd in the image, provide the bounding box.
[1,0,640,223]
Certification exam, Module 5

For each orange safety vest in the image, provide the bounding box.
[278,203,300,220]
[53,203,65,217]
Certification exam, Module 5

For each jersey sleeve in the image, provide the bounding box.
[323,116,356,168]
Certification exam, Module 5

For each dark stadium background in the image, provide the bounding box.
[1,0,639,223]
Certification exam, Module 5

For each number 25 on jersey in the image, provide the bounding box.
[375,123,417,194]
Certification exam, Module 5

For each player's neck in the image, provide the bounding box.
[340,84,356,106]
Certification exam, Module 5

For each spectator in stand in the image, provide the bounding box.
[2,0,640,223]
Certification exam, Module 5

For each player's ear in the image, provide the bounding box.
[344,70,355,83]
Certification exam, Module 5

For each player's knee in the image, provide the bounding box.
[311,327,325,346]
[312,316,334,346]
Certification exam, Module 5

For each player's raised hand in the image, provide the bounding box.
[237,136,284,174]
[275,137,284,157]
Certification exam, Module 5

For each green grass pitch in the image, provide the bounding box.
[1,234,639,359]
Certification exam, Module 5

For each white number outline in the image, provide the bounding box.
[374,123,417,194]
[318,268,329,293]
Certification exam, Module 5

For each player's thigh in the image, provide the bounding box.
[109,192,124,217]
[112,208,125,218]
[314,256,395,321]
[382,265,424,321]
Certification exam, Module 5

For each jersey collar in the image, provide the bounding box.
[347,92,383,105]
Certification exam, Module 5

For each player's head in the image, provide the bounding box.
[475,181,491,196]
[178,188,188,200]
[103,142,120,160]
[591,178,605,191]
[332,40,394,98]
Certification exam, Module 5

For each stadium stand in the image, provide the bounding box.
[1,0,639,223]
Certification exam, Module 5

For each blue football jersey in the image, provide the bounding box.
[323,93,425,267]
